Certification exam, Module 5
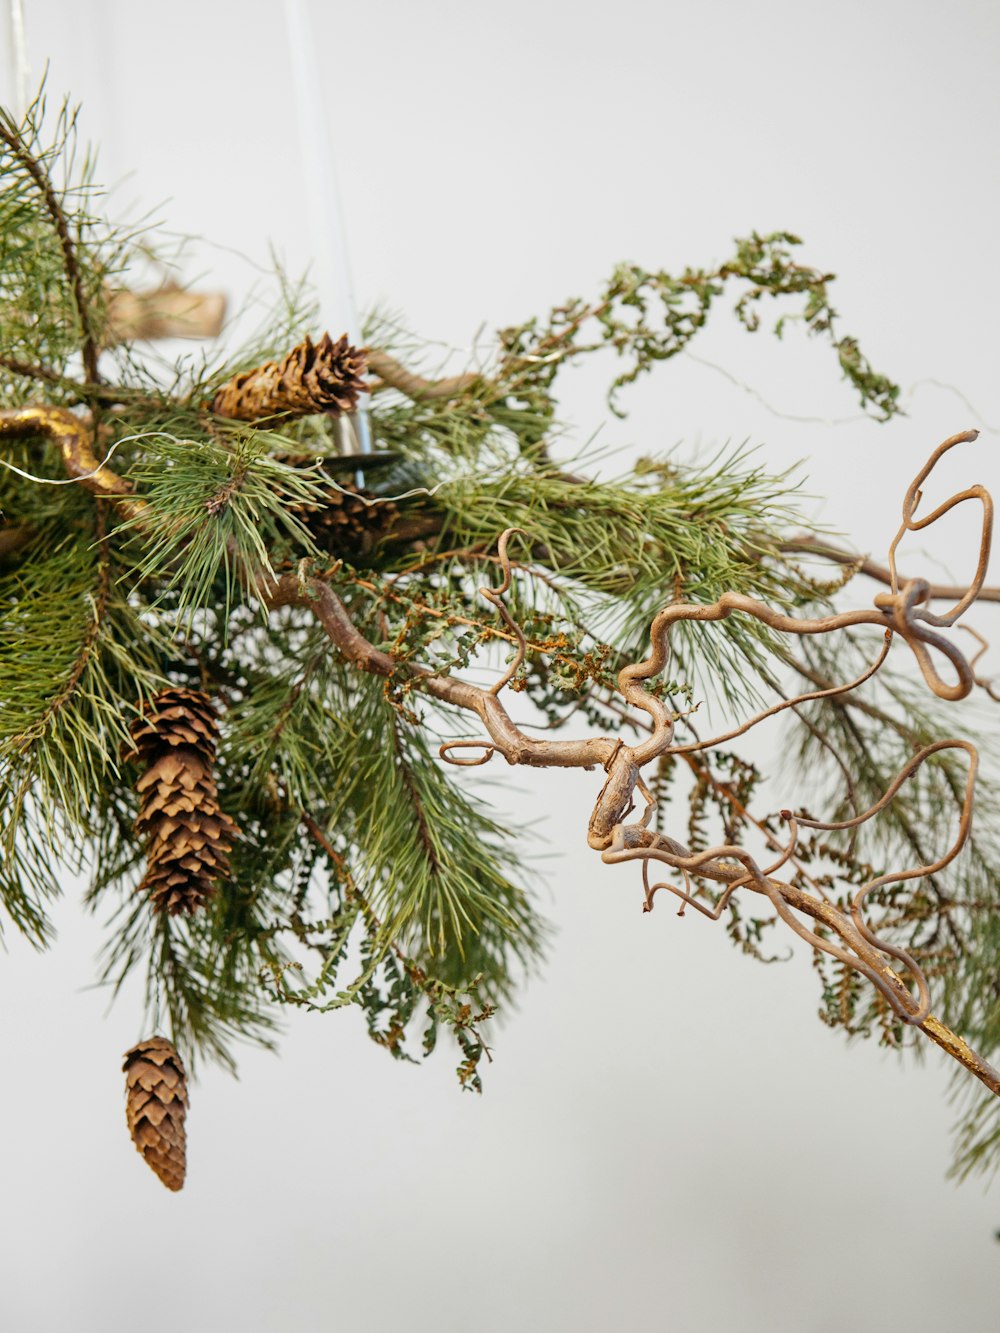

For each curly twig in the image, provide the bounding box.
[886,429,990,626]
[6,399,995,1099]
[432,429,999,1090]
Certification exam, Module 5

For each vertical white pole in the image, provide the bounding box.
[282,0,372,463]
[7,0,32,119]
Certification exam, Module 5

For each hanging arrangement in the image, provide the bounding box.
[1,94,998,1190]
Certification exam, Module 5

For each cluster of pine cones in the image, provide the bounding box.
[210,331,414,563]
[122,333,403,1190]
[122,689,229,1190]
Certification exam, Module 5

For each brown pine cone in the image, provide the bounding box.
[297,479,400,559]
[210,332,367,424]
[123,1037,188,1191]
[129,688,237,916]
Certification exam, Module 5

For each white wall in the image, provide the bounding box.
[3,3,999,1330]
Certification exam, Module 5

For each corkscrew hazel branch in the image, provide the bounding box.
[479,526,528,696]
[436,428,997,1079]
[5,400,998,1094]
[885,429,991,626]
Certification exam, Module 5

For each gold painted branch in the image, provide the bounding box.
[0,404,148,525]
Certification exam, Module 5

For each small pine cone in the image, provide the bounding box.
[123,1037,188,1191]
[130,689,238,916]
[210,332,367,424]
[298,480,400,559]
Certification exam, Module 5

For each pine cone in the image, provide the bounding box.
[129,688,237,916]
[210,332,367,424]
[298,479,400,559]
[123,1037,188,1191]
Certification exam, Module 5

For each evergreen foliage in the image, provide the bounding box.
[1,92,998,1180]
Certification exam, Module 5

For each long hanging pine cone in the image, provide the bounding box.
[128,688,238,915]
[210,332,367,424]
[123,1037,188,1191]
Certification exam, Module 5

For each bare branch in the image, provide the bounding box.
[783,535,1000,605]
[366,348,482,402]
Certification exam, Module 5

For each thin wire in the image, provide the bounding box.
[321,468,500,507]
[684,350,1000,437]
[0,423,489,505]
[0,429,143,484]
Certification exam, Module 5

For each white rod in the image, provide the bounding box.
[7,0,32,119]
[283,0,372,457]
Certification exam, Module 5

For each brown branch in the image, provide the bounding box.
[599,804,1000,1099]
[0,354,66,386]
[7,401,995,1105]
[427,435,1000,1099]
[676,836,1000,1096]
[0,119,100,382]
[0,356,157,407]
[783,534,1000,605]
[0,356,153,407]
[366,348,483,402]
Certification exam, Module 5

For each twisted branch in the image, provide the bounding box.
[5,402,998,1097]
[432,428,1000,1093]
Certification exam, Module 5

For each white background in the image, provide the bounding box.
[2,2,1000,1330]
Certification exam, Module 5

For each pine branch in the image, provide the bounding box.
[0,108,100,383]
